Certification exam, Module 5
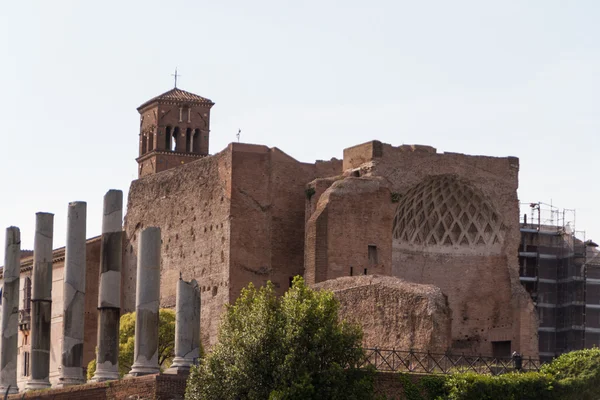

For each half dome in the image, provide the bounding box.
[392,175,505,249]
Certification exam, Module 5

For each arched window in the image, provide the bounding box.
[165,126,172,150]
[172,127,180,151]
[141,134,147,154]
[185,128,192,152]
[148,132,155,151]
[193,129,201,153]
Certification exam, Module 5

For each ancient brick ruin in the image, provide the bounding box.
[0,86,541,393]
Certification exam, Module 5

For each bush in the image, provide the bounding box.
[442,348,600,400]
[444,371,556,400]
[186,276,374,400]
[87,308,176,378]
[541,347,600,400]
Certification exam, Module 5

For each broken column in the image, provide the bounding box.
[58,202,87,386]
[0,227,21,394]
[91,190,123,382]
[26,212,54,391]
[165,278,201,375]
[128,227,161,376]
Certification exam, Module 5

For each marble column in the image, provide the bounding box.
[128,227,161,376]
[0,227,21,394]
[165,278,201,375]
[26,212,54,391]
[58,202,87,386]
[90,190,123,382]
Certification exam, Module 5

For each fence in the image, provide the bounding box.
[359,348,543,375]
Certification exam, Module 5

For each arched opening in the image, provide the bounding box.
[193,129,201,153]
[141,134,147,154]
[165,126,172,150]
[172,127,180,151]
[185,128,192,152]
[148,132,154,151]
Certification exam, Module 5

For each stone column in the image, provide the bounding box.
[128,227,161,376]
[58,202,87,386]
[165,278,201,375]
[0,227,21,394]
[90,190,123,382]
[26,212,54,391]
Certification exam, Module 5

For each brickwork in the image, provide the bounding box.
[125,142,342,348]
[343,141,537,357]
[136,88,214,178]
[305,176,393,284]
[314,276,451,352]
[8,374,187,400]
[125,149,232,349]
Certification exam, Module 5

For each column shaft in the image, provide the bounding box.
[91,190,123,382]
[26,213,54,391]
[58,202,87,386]
[165,278,200,374]
[128,227,161,376]
[0,227,21,393]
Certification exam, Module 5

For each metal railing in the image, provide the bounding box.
[359,348,543,375]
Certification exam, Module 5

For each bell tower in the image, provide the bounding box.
[136,87,215,178]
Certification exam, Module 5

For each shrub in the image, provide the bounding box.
[185,276,374,400]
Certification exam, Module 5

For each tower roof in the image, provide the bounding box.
[137,88,214,111]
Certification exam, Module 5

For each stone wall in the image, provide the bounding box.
[344,140,538,357]
[313,275,451,352]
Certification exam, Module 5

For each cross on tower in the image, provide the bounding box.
[171,68,181,88]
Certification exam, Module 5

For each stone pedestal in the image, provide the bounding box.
[58,202,87,387]
[26,213,54,391]
[90,190,123,382]
[0,227,21,394]
[164,278,201,375]
[128,227,161,376]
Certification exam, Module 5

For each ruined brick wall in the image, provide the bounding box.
[228,144,342,299]
[8,373,187,400]
[344,141,538,357]
[314,275,451,352]
[305,177,393,284]
[126,143,341,348]
[124,149,232,349]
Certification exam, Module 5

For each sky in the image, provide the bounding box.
[1,1,599,261]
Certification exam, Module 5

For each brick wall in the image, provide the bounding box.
[8,374,187,400]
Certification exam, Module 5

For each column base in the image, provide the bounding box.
[89,368,119,383]
[163,357,194,375]
[127,363,160,377]
[25,379,51,391]
[55,376,86,387]
[0,384,19,394]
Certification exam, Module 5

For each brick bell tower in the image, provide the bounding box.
[136,84,215,178]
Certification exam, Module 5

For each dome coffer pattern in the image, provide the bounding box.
[392,175,505,247]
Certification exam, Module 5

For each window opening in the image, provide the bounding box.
[368,245,378,265]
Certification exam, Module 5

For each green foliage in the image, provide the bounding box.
[541,347,600,400]
[86,308,176,378]
[444,372,556,400]
[186,276,373,400]
[442,348,600,400]
[395,374,448,400]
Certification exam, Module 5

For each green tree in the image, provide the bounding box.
[86,308,176,380]
[185,276,373,400]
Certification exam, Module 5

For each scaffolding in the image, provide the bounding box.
[519,202,599,362]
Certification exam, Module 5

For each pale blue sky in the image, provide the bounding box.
[1,1,599,261]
